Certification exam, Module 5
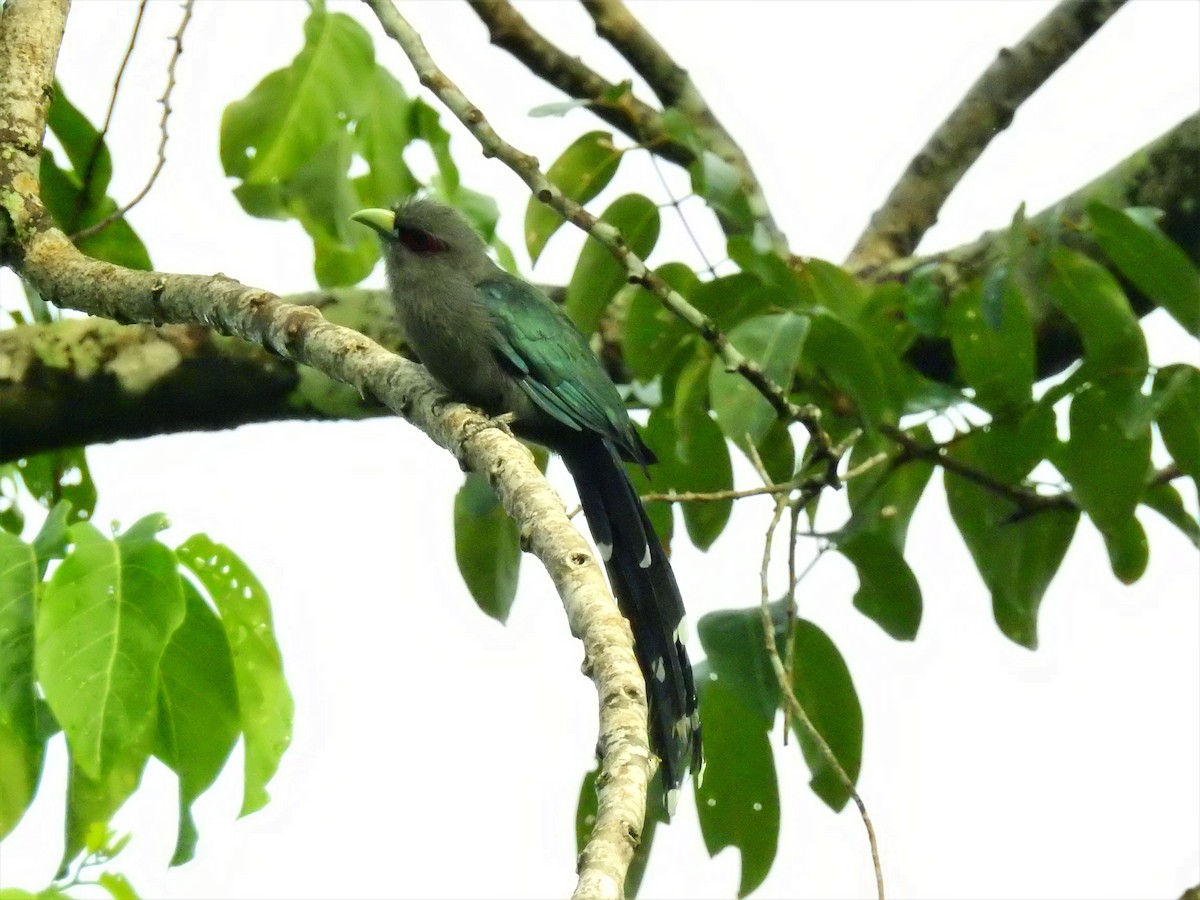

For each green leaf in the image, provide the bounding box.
[16,448,96,522]
[694,677,779,899]
[789,619,862,811]
[1154,365,1200,487]
[802,312,892,428]
[837,529,922,640]
[410,99,459,199]
[947,278,1035,413]
[37,516,185,779]
[97,872,140,900]
[1088,202,1200,334]
[1046,248,1148,376]
[675,409,734,550]
[690,152,754,233]
[846,429,934,549]
[352,67,418,207]
[797,258,865,319]
[221,9,374,185]
[946,472,1079,649]
[47,81,111,207]
[1101,514,1149,585]
[697,603,788,728]
[0,467,22,535]
[453,472,522,622]
[60,749,149,877]
[1057,378,1152,536]
[0,531,42,838]
[709,313,808,449]
[727,238,801,302]
[1141,482,1200,548]
[526,131,623,263]
[565,194,660,336]
[177,535,293,818]
[155,581,241,866]
[32,501,74,576]
[624,262,699,382]
[904,265,946,337]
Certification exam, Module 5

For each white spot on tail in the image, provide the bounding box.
[673,717,690,741]
[666,788,680,816]
[597,541,613,561]
[653,658,666,683]
[639,544,651,568]
[673,616,690,645]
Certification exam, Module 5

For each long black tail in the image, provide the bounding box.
[561,438,702,812]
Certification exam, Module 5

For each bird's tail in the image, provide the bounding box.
[561,439,702,812]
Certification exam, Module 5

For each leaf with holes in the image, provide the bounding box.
[178,534,292,817]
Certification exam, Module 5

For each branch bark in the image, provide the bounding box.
[846,0,1127,272]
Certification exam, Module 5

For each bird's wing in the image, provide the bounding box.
[479,275,646,457]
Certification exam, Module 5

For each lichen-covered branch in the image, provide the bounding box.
[580,0,788,254]
[0,289,402,463]
[466,0,692,167]
[846,0,1127,272]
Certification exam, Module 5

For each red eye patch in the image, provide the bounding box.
[395,224,449,254]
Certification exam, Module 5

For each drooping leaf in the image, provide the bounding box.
[0,531,41,838]
[60,744,150,877]
[674,408,734,550]
[789,619,863,811]
[526,131,623,263]
[16,448,96,522]
[37,515,185,779]
[694,676,780,899]
[837,529,922,640]
[709,312,808,449]
[352,67,418,207]
[1141,482,1200,548]
[846,427,934,549]
[453,472,522,622]
[565,194,660,336]
[1046,248,1148,376]
[947,278,1035,413]
[1057,379,1153,576]
[697,602,788,728]
[47,80,112,206]
[946,471,1079,649]
[177,535,293,818]
[1154,365,1200,488]
[1088,202,1200,334]
[154,581,241,866]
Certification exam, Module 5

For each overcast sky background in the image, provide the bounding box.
[2,2,1198,898]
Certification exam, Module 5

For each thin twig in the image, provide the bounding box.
[74,0,148,221]
[465,0,692,167]
[846,0,1127,271]
[72,0,194,242]
[361,0,840,487]
[758,493,885,899]
[580,0,789,255]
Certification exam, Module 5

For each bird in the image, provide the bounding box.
[352,198,701,812]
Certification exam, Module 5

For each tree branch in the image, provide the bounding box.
[846,0,1127,272]
[580,0,788,254]
[465,0,693,167]
[1,7,652,896]
[879,111,1200,382]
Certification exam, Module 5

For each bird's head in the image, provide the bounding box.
[351,199,493,284]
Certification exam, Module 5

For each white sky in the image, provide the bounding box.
[2,1,1198,898]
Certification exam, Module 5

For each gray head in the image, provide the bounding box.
[351,198,495,287]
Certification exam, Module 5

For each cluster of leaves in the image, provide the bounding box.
[0,486,292,877]
[450,129,1199,894]
[0,826,141,900]
[220,1,514,287]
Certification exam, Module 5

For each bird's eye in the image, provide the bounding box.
[395,224,448,254]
